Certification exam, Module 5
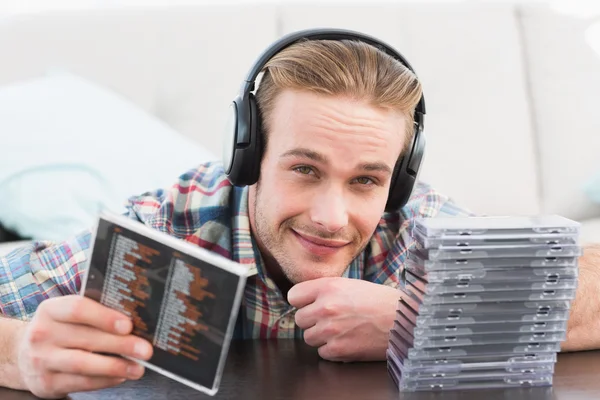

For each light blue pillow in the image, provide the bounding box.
[583,171,600,204]
[0,73,217,241]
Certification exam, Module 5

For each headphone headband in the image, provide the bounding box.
[240,28,426,116]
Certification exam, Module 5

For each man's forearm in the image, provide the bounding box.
[562,244,600,352]
[0,317,27,390]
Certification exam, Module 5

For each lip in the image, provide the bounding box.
[291,229,349,256]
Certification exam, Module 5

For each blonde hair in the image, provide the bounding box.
[255,38,423,154]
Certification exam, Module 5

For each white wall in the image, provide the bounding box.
[0,0,591,15]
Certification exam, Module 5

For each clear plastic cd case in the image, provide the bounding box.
[409,322,568,339]
[387,348,555,379]
[413,215,580,237]
[406,270,577,294]
[407,250,579,271]
[412,227,579,248]
[404,281,577,305]
[406,262,578,283]
[417,243,582,261]
[396,299,570,327]
[393,320,565,349]
[387,346,556,372]
[387,359,552,393]
[390,329,561,360]
[389,336,558,366]
[400,288,572,314]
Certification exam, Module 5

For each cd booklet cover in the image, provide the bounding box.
[80,211,248,396]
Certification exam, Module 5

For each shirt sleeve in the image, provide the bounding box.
[0,161,223,321]
[365,181,476,289]
[0,187,171,321]
[0,230,92,320]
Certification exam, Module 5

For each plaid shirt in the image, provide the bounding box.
[0,161,471,339]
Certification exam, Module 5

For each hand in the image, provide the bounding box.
[288,277,401,362]
[16,295,154,399]
[561,244,600,352]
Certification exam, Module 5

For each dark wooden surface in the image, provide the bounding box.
[2,340,599,400]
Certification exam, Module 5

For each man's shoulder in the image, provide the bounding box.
[401,181,474,219]
[374,180,474,242]
[125,160,236,237]
[170,160,233,205]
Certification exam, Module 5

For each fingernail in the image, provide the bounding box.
[127,364,144,379]
[134,341,151,358]
[115,320,129,335]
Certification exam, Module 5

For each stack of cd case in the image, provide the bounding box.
[387,215,581,392]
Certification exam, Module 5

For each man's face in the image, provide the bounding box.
[249,89,406,284]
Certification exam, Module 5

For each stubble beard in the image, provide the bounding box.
[254,181,304,284]
[253,182,368,284]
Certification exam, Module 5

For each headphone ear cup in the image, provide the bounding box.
[246,93,263,183]
[385,123,425,212]
[223,93,262,186]
[222,100,240,178]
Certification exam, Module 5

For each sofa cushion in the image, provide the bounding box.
[583,170,600,204]
[0,4,278,159]
[519,5,600,221]
[0,72,216,241]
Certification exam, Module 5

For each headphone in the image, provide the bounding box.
[222,28,426,212]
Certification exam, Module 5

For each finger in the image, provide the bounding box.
[40,295,133,335]
[288,279,327,309]
[53,322,153,361]
[294,302,320,329]
[303,324,329,348]
[317,342,346,363]
[43,373,127,398]
[83,288,104,302]
[44,349,146,380]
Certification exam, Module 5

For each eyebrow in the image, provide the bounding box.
[280,147,393,176]
[281,148,326,163]
[356,161,393,176]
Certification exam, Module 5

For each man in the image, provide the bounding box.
[1,29,599,399]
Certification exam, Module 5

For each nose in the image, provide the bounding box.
[309,185,349,233]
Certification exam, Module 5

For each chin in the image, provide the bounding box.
[278,231,358,282]
[285,259,350,284]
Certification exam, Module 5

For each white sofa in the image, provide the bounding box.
[1,1,599,251]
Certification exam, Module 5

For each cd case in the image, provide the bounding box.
[397,298,570,328]
[404,280,577,305]
[393,320,566,349]
[387,347,555,379]
[386,344,557,373]
[388,332,557,365]
[396,309,568,337]
[388,357,553,391]
[80,211,249,396]
[405,269,578,294]
[412,226,579,249]
[390,329,561,360]
[413,215,580,237]
[416,242,582,261]
[406,261,578,283]
[406,250,579,271]
[399,293,572,318]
